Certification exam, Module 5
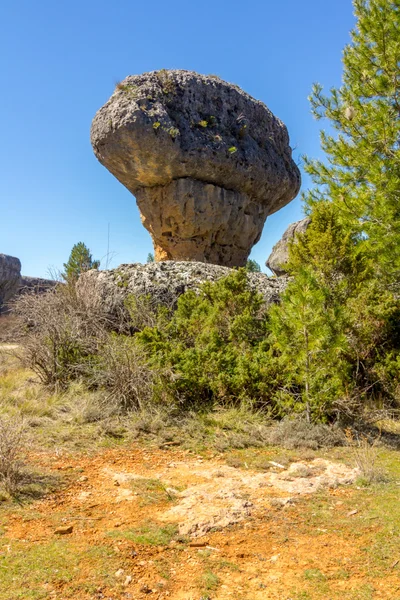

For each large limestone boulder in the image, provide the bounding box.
[0,254,21,312]
[91,70,301,267]
[266,217,311,276]
[77,262,287,320]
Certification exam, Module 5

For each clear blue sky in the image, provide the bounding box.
[1,0,355,278]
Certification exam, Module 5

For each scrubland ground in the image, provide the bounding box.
[1,344,400,600]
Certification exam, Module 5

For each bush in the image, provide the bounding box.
[346,431,388,485]
[0,415,29,495]
[14,285,162,411]
[135,269,283,410]
[14,284,127,389]
[93,334,161,410]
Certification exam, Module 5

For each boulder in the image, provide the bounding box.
[0,254,58,313]
[266,217,311,276]
[77,262,288,319]
[91,70,300,267]
[0,254,21,312]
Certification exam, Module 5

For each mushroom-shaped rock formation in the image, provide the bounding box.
[266,217,311,276]
[91,70,301,267]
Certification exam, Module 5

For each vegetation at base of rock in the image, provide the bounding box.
[7,0,400,428]
[135,269,282,411]
[11,261,399,423]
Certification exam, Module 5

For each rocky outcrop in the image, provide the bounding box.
[0,255,58,313]
[19,276,58,295]
[266,217,311,276]
[91,70,301,267]
[77,262,288,319]
[0,254,21,312]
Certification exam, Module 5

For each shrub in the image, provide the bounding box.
[135,269,282,410]
[93,334,160,410]
[347,431,388,485]
[0,415,29,495]
[266,417,345,449]
[14,284,123,388]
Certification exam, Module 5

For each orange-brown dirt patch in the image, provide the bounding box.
[1,446,399,599]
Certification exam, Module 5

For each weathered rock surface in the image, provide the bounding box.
[266,217,311,276]
[19,276,58,295]
[91,70,301,266]
[77,261,288,318]
[102,457,358,538]
[0,254,21,312]
[0,255,57,313]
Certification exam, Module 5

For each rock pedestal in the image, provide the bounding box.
[135,178,269,265]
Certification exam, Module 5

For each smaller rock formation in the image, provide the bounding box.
[266,217,311,276]
[0,254,21,313]
[19,276,58,296]
[77,262,287,320]
[0,255,57,313]
[91,70,301,267]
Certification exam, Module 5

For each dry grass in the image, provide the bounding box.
[0,313,21,343]
[265,417,345,450]
[346,430,388,484]
[0,414,29,494]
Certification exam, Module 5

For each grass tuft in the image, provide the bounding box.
[106,521,178,546]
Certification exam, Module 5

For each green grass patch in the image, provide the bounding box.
[131,477,176,505]
[0,539,89,599]
[199,568,220,592]
[303,568,326,582]
[106,521,178,546]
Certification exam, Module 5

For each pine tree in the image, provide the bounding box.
[304,0,400,286]
[269,267,349,422]
[62,242,100,283]
[245,259,261,273]
[284,202,399,410]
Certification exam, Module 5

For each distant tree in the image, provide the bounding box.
[62,242,100,283]
[147,253,155,263]
[245,259,261,273]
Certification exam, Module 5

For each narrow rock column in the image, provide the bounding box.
[135,178,269,267]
